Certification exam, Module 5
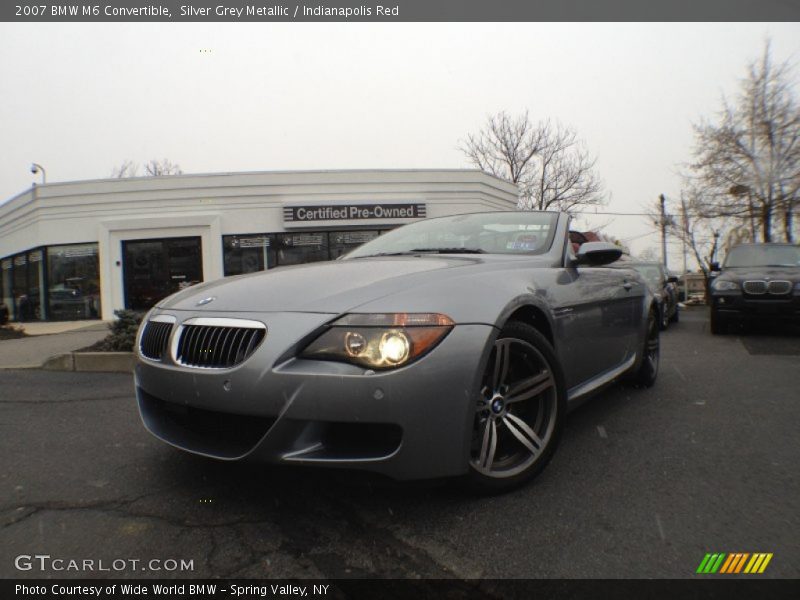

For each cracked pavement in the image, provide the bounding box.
[1,308,798,579]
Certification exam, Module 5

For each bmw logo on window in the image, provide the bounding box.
[196,297,216,306]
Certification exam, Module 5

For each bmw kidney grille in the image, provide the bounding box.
[174,318,266,368]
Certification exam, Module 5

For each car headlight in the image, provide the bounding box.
[712,279,740,292]
[301,313,455,369]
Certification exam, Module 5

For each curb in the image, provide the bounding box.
[42,352,135,373]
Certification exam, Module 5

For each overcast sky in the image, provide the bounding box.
[1,22,798,263]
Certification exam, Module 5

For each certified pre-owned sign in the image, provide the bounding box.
[283,203,427,225]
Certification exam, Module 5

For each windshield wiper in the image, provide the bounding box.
[408,247,486,254]
[348,251,430,259]
[348,248,487,259]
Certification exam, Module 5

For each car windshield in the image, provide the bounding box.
[724,245,800,268]
[632,265,663,286]
[343,211,559,258]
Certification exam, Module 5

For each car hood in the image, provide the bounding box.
[717,266,800,281]
[158,255,506,313]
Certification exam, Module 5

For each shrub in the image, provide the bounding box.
[94,309,144,352]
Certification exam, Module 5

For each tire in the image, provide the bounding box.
[465,321,566,494]
[659,306,669,331]
[669,306,679,324]
[710,308,726,335]
[628,308,660,388]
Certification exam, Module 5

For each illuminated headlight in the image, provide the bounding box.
[344,331,367,356]
[712,280,740,292]
[301,313,454,369]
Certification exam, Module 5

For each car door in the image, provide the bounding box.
[550,229,641,390]
[557,265,638,387]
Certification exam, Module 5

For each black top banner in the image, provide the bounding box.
[3,0,800,22]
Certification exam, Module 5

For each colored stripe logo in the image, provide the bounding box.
[696,553,773,574]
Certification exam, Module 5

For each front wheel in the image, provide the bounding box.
[466,322,566,494]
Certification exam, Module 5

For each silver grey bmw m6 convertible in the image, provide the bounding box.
[134,211,658,492]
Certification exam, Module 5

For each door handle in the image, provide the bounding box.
[622,282,633,291]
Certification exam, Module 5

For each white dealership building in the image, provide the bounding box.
[0,169,518,322]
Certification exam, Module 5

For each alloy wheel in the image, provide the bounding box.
[470,337,558,479]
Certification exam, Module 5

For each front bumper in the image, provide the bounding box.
[134,310,496,480]
[711,293,800,321]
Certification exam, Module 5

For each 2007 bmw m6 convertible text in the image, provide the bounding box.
[134,211,658,491]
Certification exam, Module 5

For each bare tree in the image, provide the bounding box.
[652,189,731,295]
[111,158,183,178]
[461,111,546,191]
[688,41,800,242]
[144,158,183,176]
[461,111,604,212]
[111,160,139,178]
[527,120,604,212]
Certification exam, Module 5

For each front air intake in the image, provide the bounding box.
[175,318,266,369]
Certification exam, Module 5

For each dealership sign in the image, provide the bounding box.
[283,203,427,225]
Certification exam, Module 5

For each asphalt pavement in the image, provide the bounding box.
[1,307,798,579]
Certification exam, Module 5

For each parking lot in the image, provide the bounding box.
[1,307,798,579]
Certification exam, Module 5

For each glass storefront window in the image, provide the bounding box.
[123,237,203,312]
[276,233,329,267]
[27,250,46,321]
[47,244,101,320]
[12,253,31,321]
[223,234,275,276]
[222,230,396,277]
[329,230,380,259]
[1,258,13,321]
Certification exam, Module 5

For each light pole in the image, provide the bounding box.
[659,193,669,270]
[30,163,46,184]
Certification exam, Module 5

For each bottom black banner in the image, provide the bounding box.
[4,579,800,600]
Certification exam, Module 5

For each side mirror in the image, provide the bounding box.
[710,262,721,272]
[573,242,623,266]
[667,276,678,284]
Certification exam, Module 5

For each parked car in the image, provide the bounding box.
[16,286,92,321]
[134,211,659,492]
[619,261,679,330]
[709,243,800,334]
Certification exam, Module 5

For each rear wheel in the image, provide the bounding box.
[628,308,660,387]
[659,304,669,330]
[466,322,566,493]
